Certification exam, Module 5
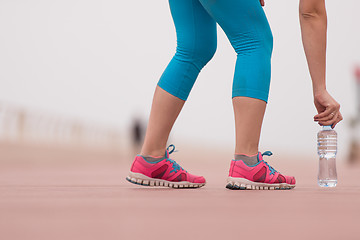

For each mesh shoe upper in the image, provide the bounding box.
[229,152,295,185]
[130,145,205,184]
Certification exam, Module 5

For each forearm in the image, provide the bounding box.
[299,0,327,95]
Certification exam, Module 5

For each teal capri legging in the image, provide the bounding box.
[157,0,273,102]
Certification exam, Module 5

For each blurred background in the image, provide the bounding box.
[1,1,360,239]
[0,0,359,161]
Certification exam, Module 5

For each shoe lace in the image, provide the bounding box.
[167,144,176,155]
[166,144,185,173]
[261,151,277,175]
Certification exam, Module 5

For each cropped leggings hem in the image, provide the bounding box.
[157,83,188,101]
[232,88,269,102]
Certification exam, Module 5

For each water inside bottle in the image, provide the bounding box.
[318,157,337,187]
[317,128,337,187]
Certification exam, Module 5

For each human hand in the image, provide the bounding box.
[313,90,343,128]
[260,0,265,6]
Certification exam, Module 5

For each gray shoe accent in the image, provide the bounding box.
[234,154,259,166]
[142,155,166,163]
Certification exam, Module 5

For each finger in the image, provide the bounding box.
[314,107,335,120]
[319,112,339,126]
[315,103,341,121]
[315,111,337,122]
[318,111,338,125]
[260,0,265,6]
[332,113,343,128]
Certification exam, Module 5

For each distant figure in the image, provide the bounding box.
[131,117,144,156]
[355,66,360,119]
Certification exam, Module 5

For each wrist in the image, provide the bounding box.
[313,86,327,96]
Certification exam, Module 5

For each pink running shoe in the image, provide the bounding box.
[126,145,206,188]
[226,151,296,190]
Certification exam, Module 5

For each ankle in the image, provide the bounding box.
[234,148,259,156]
[234,152,258,157]
[140,147,166,157]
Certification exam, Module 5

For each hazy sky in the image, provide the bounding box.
[0,1,359,158]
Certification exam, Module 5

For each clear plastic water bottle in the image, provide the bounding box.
[317,125,338,187]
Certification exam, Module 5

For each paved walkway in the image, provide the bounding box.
[0,142,359,240]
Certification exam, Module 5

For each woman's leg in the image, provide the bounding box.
[233,97,266,155]
[199,0,273,155]
[140,86,185,156]
[200,0,295,189]
[140,0,217,156]
[127,1,215,188]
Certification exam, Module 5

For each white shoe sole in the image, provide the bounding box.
[226,176,295,190]
[126,171,206,189]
